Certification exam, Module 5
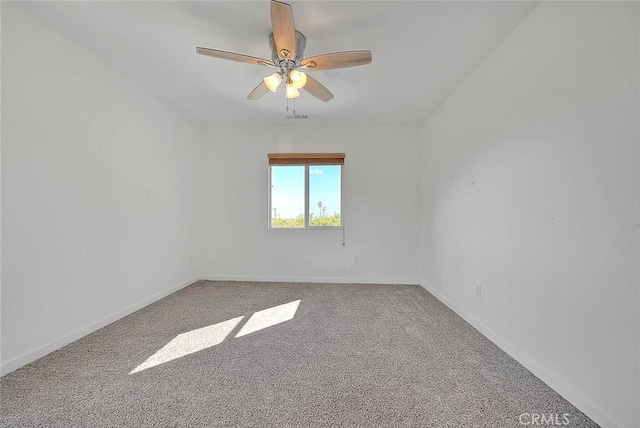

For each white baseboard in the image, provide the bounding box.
[1,276,199,376]
[419,282,626,428]
[200,274,420,285]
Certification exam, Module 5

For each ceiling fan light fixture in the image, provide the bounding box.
[289,70,307,89]
[196,1,372,103]
[285,83,300,99]
[264,72,282,92]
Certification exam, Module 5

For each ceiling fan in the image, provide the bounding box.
[196,0,372,102]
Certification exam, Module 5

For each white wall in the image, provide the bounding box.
[1,4,199,373]
[197,124,421,284]
[2,3,638,426]
[419,2,639,428]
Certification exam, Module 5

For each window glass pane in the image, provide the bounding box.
[271,166,305,228]
[308,165,341,227]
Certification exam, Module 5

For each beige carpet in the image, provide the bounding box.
[1,281,598,427]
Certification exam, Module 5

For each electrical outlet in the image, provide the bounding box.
[476,283,482,297]
[353,256,359,265]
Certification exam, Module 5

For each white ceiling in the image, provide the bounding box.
[23,1,538,125]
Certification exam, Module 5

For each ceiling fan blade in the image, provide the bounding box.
[196,47,273,67]
[248,81,270,100]
[271,0,296,60]
[301,50,372,71]
[303,75,334,102]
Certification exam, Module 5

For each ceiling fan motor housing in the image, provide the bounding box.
[269,30,306,66]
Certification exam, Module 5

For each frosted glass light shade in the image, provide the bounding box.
[264,73,282,92]
[289,70,307,89]
[285,83,300,99]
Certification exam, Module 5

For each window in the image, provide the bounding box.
[268,153,344,229]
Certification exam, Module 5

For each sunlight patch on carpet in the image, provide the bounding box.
[130,316,244,374]
[235,300,301,338]
[130,300,302,374]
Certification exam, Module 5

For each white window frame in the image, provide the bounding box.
[268,164,344,230]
